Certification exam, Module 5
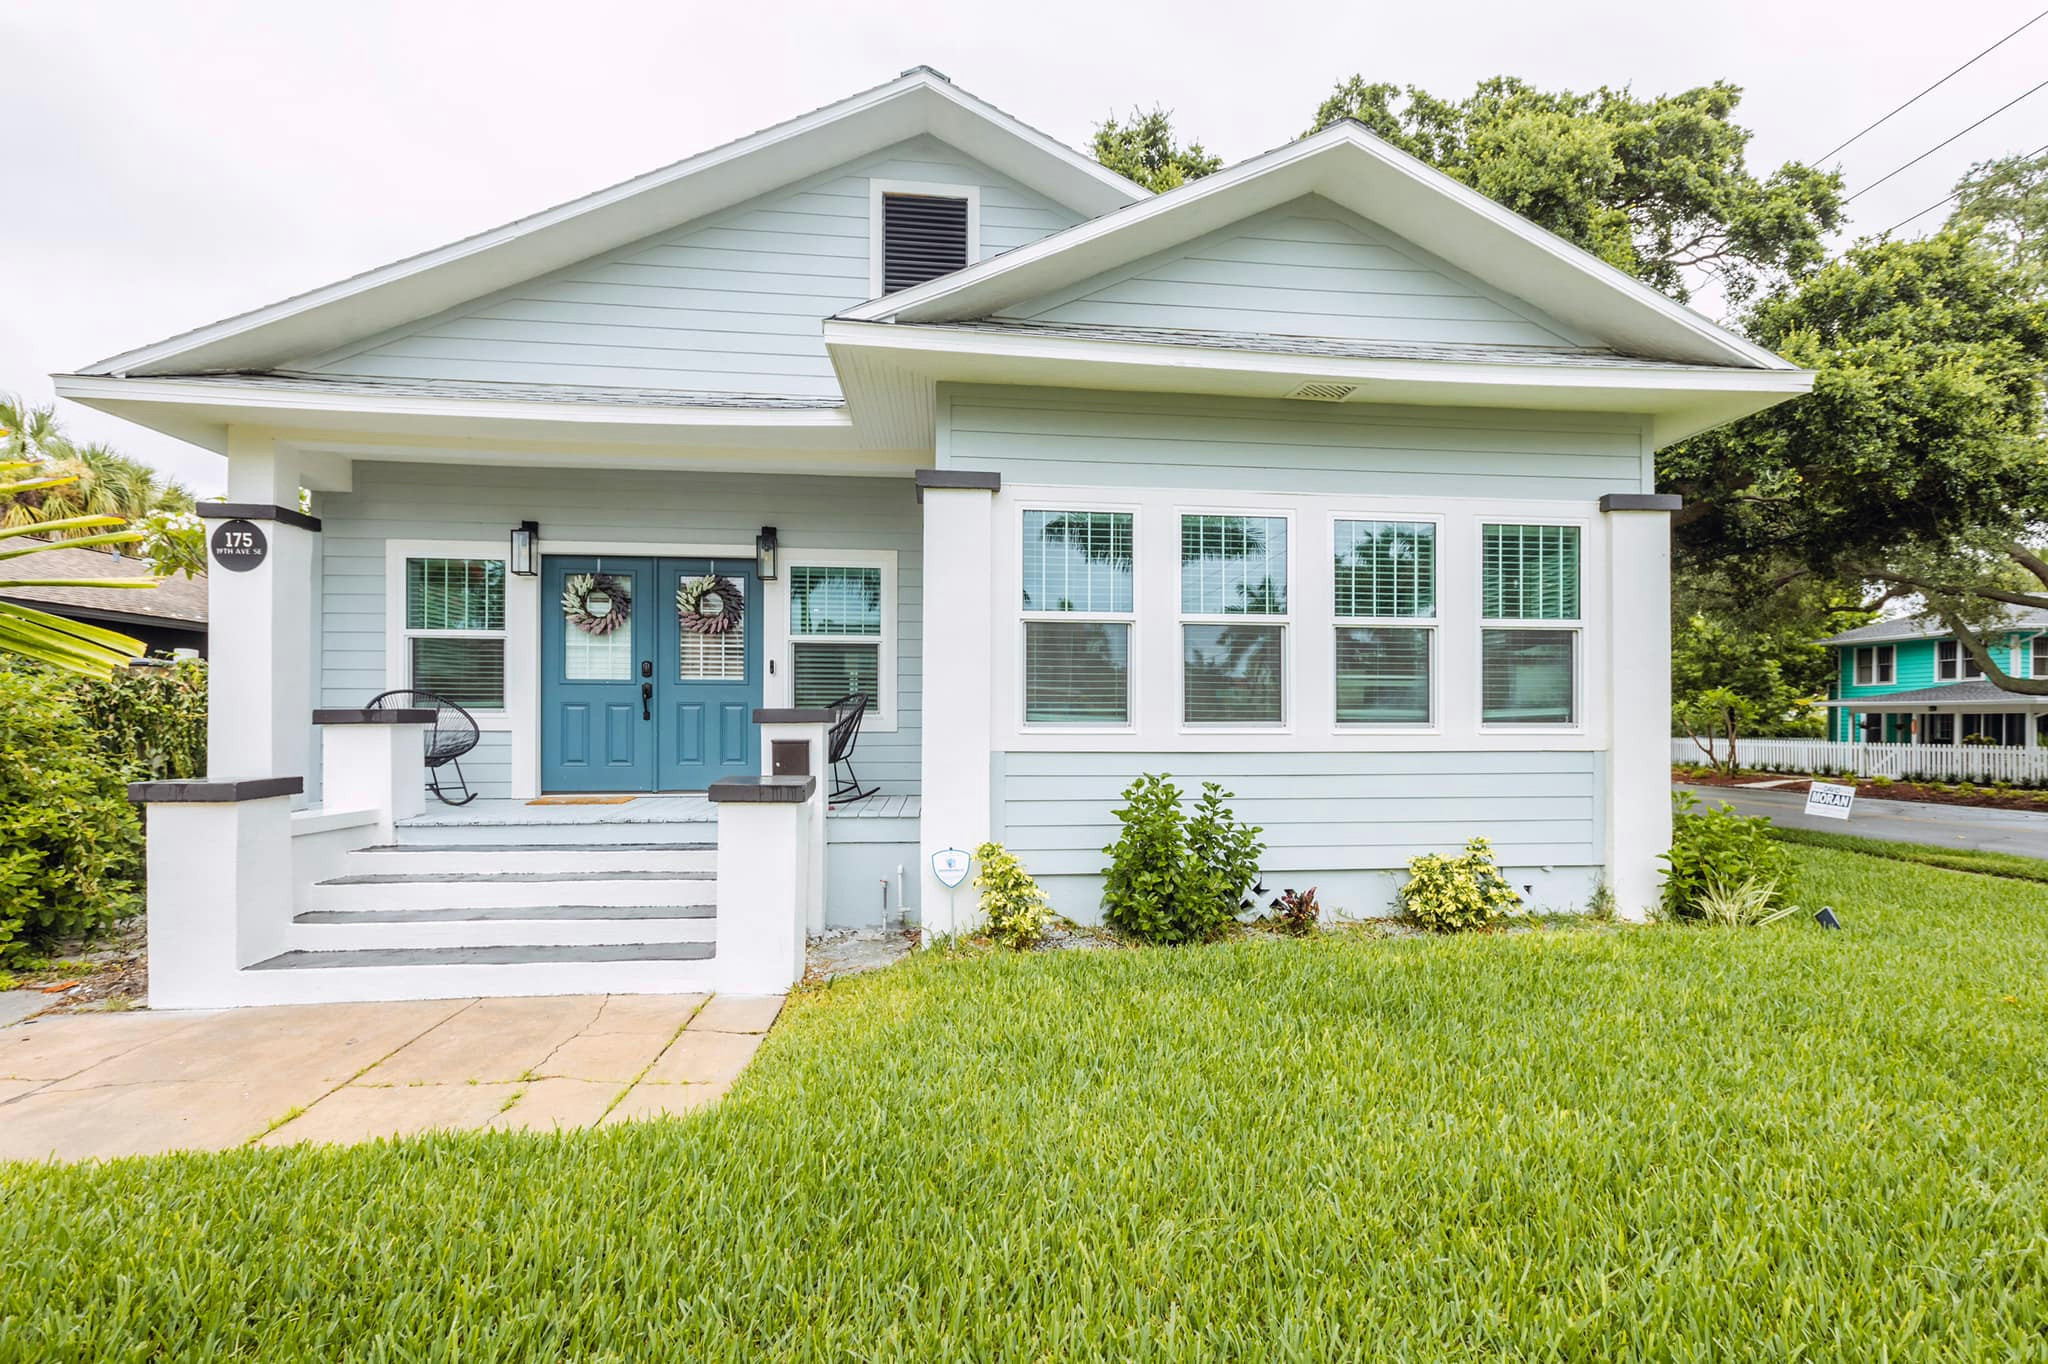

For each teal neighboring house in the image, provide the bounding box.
[1821,610,2048,745]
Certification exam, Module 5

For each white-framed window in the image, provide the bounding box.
[785,552,895,730]
[1854,644,1896,686]
[868,179,980,297]
[1180,511,1290,728]
[1020,507,1134,727]
[2033,638,2048,679]
[403,556,506,711]
[1937,640,1984,680]
[1479,522,1580,727]
[1332,517,1436,727]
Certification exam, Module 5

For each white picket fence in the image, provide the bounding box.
[1672,736,2048,785]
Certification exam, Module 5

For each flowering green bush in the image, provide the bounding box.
[1398,837,1522,933]
[972,841,1050,949]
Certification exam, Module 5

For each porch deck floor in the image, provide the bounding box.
[401,793,919,829]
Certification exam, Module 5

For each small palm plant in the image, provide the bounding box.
[0,458,152,677]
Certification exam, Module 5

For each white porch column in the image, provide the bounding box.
[202,432,321,791]
[756,711,832,933]
[130,777,302,1009]
[708,775,817,993]
[317,709,431,841]
[915,471,999,936]
[1600,494,1677,921]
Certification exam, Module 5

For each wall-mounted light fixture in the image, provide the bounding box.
[509,521,540,577]
[756,525,779,581]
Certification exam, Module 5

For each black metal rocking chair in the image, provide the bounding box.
[367,688,482,806]
[827,691,877,803]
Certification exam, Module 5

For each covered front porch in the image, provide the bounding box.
[1829,680,2048,748]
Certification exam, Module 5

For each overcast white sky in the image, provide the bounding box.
[6,0,2046,495]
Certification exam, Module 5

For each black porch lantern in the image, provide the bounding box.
[509,521,540,577]
[756,525,779,582]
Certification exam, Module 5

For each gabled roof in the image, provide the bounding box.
[840,122,1796,374]
[1822,608,2048,647]
[79,68,1145,381]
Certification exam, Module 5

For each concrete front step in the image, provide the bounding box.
[285,903,717,951]
[224,944,724,1005]
[346,843,715,876]
[305,869,714,913]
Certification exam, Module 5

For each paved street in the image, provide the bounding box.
[0,992,781,1163]
[1678,783,2048,858]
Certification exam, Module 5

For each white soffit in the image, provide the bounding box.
[844,125,1796,373]
[79,69,1144,379]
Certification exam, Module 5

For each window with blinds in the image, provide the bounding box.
[406,557,505,708]
[1182,514,1287,725]
[1482,524,1579,620]
[1479,525,1578,726]
[1024,621,1129,724]
[1333,520,1434,726]
[790,565,883,709]
[881,193,969,293]
[1022,509,1134,725]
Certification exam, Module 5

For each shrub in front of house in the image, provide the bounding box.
[1268,886,1322,936]
[0,669,142,962]
[1660,792,1792,922]
[1101,774,1264,945]
[1398,837,1522,932]
[70,658,208,780]
[972,841,1050,949]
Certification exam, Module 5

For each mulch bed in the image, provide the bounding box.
[3,917,149,1016]
[1676,767,2048,813]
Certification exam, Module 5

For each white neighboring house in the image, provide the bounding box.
[60,68,1812,1007]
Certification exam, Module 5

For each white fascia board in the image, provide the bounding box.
[842,125,1792,373]
[53,373,855,455]
[80,72,1143,379]
[822,319,1813,448]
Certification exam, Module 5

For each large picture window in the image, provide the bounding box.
[404,557,505,709]
[1022,510,1133,725]
[789,564,884,712]
[1181,513,1287,726]
[1333,519,1434,726]
[1480,524,1578,725]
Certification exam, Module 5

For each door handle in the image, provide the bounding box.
[640,681,652,720]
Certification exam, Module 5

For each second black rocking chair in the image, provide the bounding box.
[827,691,877,803]
[366,688,482,806]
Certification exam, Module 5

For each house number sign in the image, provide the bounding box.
[209,519,269,573]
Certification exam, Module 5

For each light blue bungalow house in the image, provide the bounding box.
[1821,610,2048,746]
[59,68,1811,1007]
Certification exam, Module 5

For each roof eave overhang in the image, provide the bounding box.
[824,320,1814,450]
[841,126,1796,375]
[76,72,1145,380]
[52,373,860,455]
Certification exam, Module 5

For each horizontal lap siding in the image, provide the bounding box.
[318,463,923,799]
[999,751,1604,919]
[313,137,1082,397]
[1009,197,1593,350]
[943,388,1647,498]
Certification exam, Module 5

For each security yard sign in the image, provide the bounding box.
[931,848,972,888]
[1804,781,1856,821]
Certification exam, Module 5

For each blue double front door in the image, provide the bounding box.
[541,556,763,792]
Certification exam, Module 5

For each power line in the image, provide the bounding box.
[1812,8,2048,164]
[1878,139,2048,234]
[1843,75,2048,205]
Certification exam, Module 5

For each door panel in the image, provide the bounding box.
[542,556,656,791]
[658,559,763,790]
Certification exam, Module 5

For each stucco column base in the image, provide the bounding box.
[710,776,817,993]
[1603,504,1674,920]
[915,477,997,935]
[135,789,297,1009]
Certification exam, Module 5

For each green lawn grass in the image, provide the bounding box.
[5,846,2046,1360]
[1771,824,2048,885]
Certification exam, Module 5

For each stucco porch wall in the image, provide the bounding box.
[315,461,923,802]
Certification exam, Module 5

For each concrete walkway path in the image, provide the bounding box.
[0,992,781,1163]
[1678,782,2048,858]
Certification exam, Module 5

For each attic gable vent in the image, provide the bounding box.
[882,192,970,293]
[1288,381,1358,402]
